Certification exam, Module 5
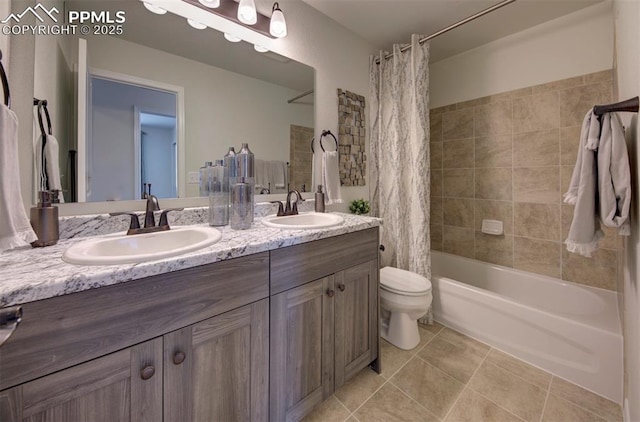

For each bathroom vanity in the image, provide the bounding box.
[0,214,380,422]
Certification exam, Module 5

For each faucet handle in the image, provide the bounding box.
[109,212,141,231]
[270,201,285,216]
[159,208,184,227]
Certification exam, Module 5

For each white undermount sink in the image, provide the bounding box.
[261,212,344,230]
[62,226,222,265]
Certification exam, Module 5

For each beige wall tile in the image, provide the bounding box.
[431,141,443,169]
[562,248,617,290]
[391,358,465,419]
[560,165,574,196]
[475,200,514,235]
[531,75,585,94]
[474,101,513,137]
[549,377,622,422]
[430,196,443,225]
[443,109,474,141]
[514,237,562,278]
[514,202,561,241]
[513,129,560,167]
[513,91,560,133]
[488,87,533,103]
[444,169,474,198]
[475,232,514,267]
[584,69,613,84]
[443,226,475,258]
[561,204,617,250]
[418,335,487,383]
[456,96,491,110]
[560,126,581,165]
[432,104,457,116]
[560,81,613,127]
[443,198,474,228]
[542,394,607,422]
[431,170,443,197]
[443,139,474,168]
[468,362,547,422]
[486,349,552,390]
[446,388,523,422]
[475,168,513,200]
[334,368,385,411]
[475,134,512,168]
[431,224,443,252]
[513,167,560,203]
[355,383,440,422]
[431,113,443,143]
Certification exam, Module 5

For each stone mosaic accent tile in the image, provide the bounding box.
[337,89,366,186]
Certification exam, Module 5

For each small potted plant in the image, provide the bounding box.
[349,199,370,215]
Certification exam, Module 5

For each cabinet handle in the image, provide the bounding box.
[173,351,186,365]
[326,289,335,298]
[338,284,346,292]
[140,365,155,380]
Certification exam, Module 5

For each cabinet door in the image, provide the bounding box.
[270,276,335,422]
[334,260,379,388]
[0,338,163,422]
[164,299,269,422]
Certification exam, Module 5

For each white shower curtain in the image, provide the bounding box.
[370,35,431,319]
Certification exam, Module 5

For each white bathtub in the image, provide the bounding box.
[430,250,623,403]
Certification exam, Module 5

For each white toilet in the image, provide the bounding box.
[379,266,432,350]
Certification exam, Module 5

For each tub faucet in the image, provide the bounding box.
[284,190,304,215]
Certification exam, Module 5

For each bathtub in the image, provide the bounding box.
[430,250,623,403]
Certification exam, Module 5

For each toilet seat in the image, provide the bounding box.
[380,266,431,296]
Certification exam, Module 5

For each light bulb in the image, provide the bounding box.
[187,18,207,29]
[198,0,220,7]
[237,0,257,25]
[143,2,167,14]
[269,3,287,38]
[254,45,268,53]
[224,33,242,42]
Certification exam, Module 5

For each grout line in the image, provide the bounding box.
[346,376,388,417]
[387,376,443,421]
[539,382,552,422]
[547,376,619,422]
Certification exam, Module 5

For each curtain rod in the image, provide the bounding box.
[288,89,314,104]
[375,0,517,65]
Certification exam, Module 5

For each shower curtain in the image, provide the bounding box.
[370,35,431,321]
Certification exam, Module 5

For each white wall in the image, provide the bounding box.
[430,1,614,108]
[613,1,640,419]
[141,125,176,199]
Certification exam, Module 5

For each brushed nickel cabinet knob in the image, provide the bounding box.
[141,365,155,380]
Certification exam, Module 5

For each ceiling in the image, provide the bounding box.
[301,0,606,62]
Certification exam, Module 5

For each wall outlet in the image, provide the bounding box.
[188,171,200,184]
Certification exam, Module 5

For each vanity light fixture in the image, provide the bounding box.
[143,1,167,14]
[224,32,242,42]
[269,2,287,38]
[237,0,257,25]
[254,44,268,53]
[198,0,220,7]
[187,18,207,29]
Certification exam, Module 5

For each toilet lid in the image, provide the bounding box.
[380,266,431,294]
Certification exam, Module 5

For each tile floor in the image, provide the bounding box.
[302,322,623,422]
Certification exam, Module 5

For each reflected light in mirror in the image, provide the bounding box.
[142,2,166,14]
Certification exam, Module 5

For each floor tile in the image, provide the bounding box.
[418,335,486,383]
[380,326,435,379]
[468,362,546,422]
[391,357,465,419]
[549,377,622,422]
[334,368,385,411]
[420,321,444,336]
[355,383,439,422]
[436,328,491,357]
[445,388,523,422]
[301,395,350,422]
[485,349,552,390]
[542,393,607,422]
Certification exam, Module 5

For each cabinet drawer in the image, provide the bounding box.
[0,252,269,390]
[270,228,379,295]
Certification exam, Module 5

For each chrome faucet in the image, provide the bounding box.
[284,190,304,215]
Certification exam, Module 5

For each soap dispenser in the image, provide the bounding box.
[30,191,59,247]
[315,185,325,213]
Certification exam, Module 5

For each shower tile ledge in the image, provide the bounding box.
[0,213,381,307]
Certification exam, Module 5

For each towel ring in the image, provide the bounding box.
[310,137,315,153]
[319,130,338,152]
[34,99,52,136]
[0,50,10,108]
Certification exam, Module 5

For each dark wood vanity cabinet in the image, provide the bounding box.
[0,228,379,422]
[270,228,379,422]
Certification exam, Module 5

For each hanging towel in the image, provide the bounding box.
[597,113,631,235]
[255,159,266,189]
[322,150,342,205]
[0,103,37,250]
[35,134,64,203]
[271,161,286,189]
[564,110,602,257]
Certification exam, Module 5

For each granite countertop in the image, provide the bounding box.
[0,212,381,307]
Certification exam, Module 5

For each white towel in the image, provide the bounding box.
[0,104,37,250]
[35,134,64,203]
[255,159,266,189]
[322,151,342,205]
[269,161,285,189]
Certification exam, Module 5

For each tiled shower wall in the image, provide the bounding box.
[289,124,314,192]
[429,70,619,290]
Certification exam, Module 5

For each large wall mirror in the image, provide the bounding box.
[31,0,315,204]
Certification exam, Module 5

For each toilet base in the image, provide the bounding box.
[381,311,420,350]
